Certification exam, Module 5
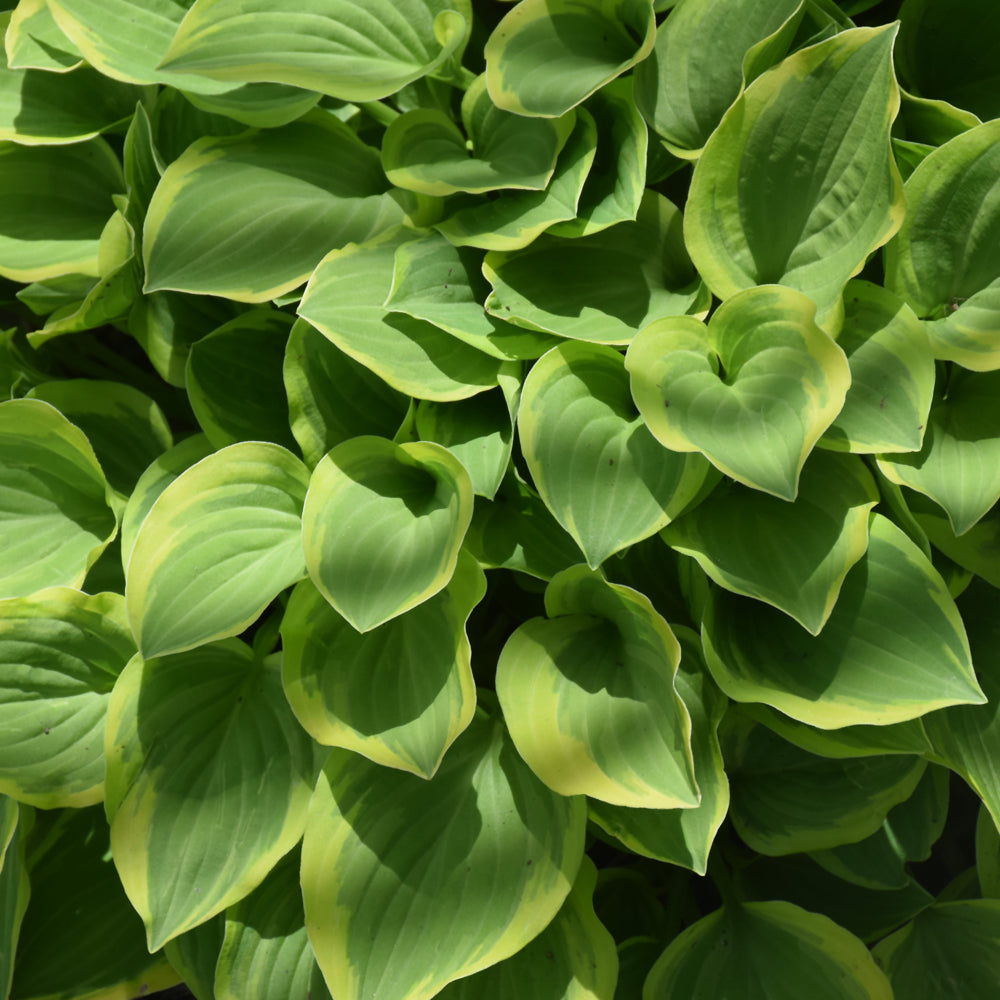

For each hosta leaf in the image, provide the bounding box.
[484,0,656,118]
[872,900,1000,999]
[727,720,927,856]
[162,916,225,1000]
[665,451,878,635]
[0,588,134,809]
[385,233,560,361]
[301,709,586,1000]
[0,398,117,599]
[0,797,28,1000]
[642,901,892,1000]
[435,856,617,1000]
[546,77,646,238]
[105,640,324,951]
[684,25,904,330]
[433,106,599,252]
[181,82,321,130]
[13,806,178,1000]
[519,341,710,567]
[627,284,850,500]
[633,0,803,157]
[884,119,1000,369]
[0,21,139,144]
[125,441,310,659]
[878,370,1000,536]
[913,495,1000,590]
[214,848,331,1000]
[496,566,698,809]
[299,229,504,401]
[703,514,984,728]
[143,113,406,302]
[483,191,704,345]
[148,83,246,162]
[26,379,173,495]
[161,0,472,101]
[820,280,934,453]
[280,553,484,779]
[896,0,1000,121]
[383,75,574,196]
[0,136,123,281]
[186,309,297,451]
[4,0,83,72]
[284,318,410,469]
[119,433,214,574]
[463,469,586,581]
[46,0,240,92]
[587,626,729,874]
[301,437,473,633]
[415,389,514,499]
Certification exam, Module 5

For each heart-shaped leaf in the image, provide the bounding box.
[301,709,586,1000]
[496,566,698,808]
[383,75,574,195]
[161,0,471,101]
[280,552,484,778]
[301,436,473,632]
[684,25,904,330]
[125,441,310,659]
[878,368,1000,535]
[483,190,706,345]
[702,514,985,728]
[519,341,710,567]
[484,0,656,118]
[820,281,935,454]
[666,451,877,635]
[627,284,851,500]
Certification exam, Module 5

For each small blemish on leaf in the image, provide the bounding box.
[526,859,532,866]
[663,399,670,408]
[545,950,555,961]
[43,728,50,735]
[608,458,614,466]
[879,397,887,410]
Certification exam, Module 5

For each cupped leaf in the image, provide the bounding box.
[820,280,934,453]
[684,25,904,330]
[633,0,803,157]
[301,709,586,1000]
[727,720,927,856]
[284,318,410,469]
[301,437,473,632]
[0,27,140,144]
[281,552,484,779]
[484,190,705,345]
[485,0,656,118]
[872,900,1000,999]
[642,900,893,1000]
[161,0,471,101]
[665,451,878,635]
[884,119,1000,369]
[587,626,729,875]
[0,588,134,808]
[434,106,599,252]
[125,442,310,659]
[878,369,1000,536]
[385,233,561,361]
[186,309,297,451]
[383,75,574,196]
[214,848,331,1000]
[299,229,504,401]
[12,805,179,1000]
[496,566,698,809]
[26,379,173,495]
[104,640,324,951]
[545,76,647,238]
[435,855,617,1000]
[181,81,322,129]
[0,136,123,281]
[143,113,406,302]
[915,499,1000,591]
[4,0,83,72]
[519,341,710,567]
[703,514,984,728]
[627,284,851,500]
[0,398,117,599]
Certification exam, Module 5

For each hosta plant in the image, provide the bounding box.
[2,0,1000,997]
